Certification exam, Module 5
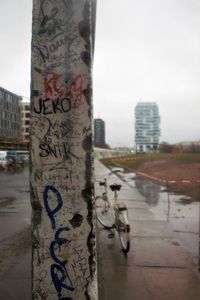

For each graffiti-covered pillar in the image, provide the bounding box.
[30,0,97,299]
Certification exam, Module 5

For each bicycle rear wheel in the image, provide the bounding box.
[95,196,114,229]
[117,209,130,253]
[119,223,130,254]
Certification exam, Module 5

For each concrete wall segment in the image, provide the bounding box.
[30,1,97,299]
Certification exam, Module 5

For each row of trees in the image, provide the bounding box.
[159,142,200,153]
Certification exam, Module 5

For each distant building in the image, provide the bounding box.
[135,102,161,152]
[21,98,30,142]
[0,87,22,139]
[94,118,106,147]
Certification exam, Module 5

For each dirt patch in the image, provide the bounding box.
[0,226,31,274]
[136,160,200,200]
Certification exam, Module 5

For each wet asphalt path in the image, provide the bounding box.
[0,161,200,299]
[0,167,31,242]
[95,160,200,300]
[0,167,31,300]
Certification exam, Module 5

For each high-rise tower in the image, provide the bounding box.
[135,102,161,152]
[94,118,106,147]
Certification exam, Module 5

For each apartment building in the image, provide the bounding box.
[135,102,161,152]
[21,98,30,142]
[0,87,22,139]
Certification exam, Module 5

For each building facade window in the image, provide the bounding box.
[0,86,22,139]
[20,99,30,142]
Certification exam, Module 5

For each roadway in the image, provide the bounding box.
[0,166,31,299]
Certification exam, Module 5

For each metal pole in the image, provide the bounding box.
[30,0,97,299]
[166,181,170,222]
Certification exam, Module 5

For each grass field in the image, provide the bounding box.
[100,153,200,201]
[100,153,200,170]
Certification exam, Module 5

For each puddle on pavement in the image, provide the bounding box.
[123,171,200,265]
[0,197,15,208]
[0,178,29,214]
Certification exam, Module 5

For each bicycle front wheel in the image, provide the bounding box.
[95,196,114,229]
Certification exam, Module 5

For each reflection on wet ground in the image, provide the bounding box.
[123,171,200,265]
[0,167,31,241]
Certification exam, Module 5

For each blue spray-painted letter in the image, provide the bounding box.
[43,185,63,229]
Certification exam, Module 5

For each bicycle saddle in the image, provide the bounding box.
[109,184,122,191]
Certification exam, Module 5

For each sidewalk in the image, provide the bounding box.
[95,159,200,300]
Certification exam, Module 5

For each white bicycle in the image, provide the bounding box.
[95,170,130,254]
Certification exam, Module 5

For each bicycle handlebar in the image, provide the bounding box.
[96,169,123,187]
[108,169,123,176]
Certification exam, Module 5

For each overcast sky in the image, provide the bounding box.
[0,1,199,147]
[0,1,32,98]
[94,0,200,147]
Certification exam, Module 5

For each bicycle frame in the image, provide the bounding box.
[96,170,130,253]
[99,178,116,227]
